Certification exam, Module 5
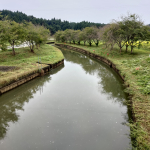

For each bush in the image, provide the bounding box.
[0,44,7,51]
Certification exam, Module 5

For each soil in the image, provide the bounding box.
[0,66,16,72]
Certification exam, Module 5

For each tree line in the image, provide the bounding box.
[0,10,105,35]
[55,14,150,53]
[0,19,50,55]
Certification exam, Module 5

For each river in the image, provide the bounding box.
[0,48,131,150]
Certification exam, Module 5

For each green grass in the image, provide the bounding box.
[0,44,64,88]
[57,41,150,149]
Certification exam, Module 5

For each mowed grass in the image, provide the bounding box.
[57,41,150,149]
[0,44,64,88]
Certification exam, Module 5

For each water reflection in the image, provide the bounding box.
[61,48,132,124]
[0,65,64,140]
[61,49,127,104]
[0,48,131,150]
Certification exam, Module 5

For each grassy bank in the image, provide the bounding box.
[0,44,64,88]
[57,42,150,149]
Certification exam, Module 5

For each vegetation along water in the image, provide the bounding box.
[54,13,150,149]
[0,48,132,150]
[0,10,150,149]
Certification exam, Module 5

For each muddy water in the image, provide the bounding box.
[0,48,131,150]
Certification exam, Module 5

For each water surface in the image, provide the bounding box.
[0,48,131,150]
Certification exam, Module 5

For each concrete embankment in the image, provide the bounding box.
[56,43,140,125]
[56,43,138,136]
[0,59,64,95]
[55,44,125,81]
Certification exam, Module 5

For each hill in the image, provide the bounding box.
[0,10,105,34]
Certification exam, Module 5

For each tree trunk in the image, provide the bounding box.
[84,41,86,46]
[12,41,15,55]
[29,44,32,51]
[89,42,92,46]
[96,40,99,46]
[31,49,34,53]
[78,41,80,45]
[120,47,122,54]
[12,46,15,55]
[31,44,34,53]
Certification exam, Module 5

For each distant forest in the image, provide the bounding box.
[0,10,106,35]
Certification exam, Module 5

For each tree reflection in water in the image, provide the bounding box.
[62,49,126,103]
[0,65,64,140]
[0,48,131,147]
[61,48,132,124]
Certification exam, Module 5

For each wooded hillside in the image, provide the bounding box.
[0,10,105,34]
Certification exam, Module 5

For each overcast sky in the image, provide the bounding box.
[0,0,149,24]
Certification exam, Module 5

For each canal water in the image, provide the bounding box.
[0,48,131,150]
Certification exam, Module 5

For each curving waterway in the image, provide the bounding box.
[0,48,131,150]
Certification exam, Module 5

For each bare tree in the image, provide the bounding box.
[101,25,116,50]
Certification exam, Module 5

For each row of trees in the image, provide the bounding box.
[55,27,101,46]
[103,14,150,53]
[0,10,105,34]
[55,14,150,53]
[0,19,50,55]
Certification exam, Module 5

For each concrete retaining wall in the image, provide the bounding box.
[0,59,64,95]
[55,44,124,81]
[55,44,136,121]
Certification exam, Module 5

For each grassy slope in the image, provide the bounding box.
[0,44,64,88]
[57,41,150,149]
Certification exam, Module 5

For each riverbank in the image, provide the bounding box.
[56,42,150,149]
[0,44,64,93]
[0,47,130,150]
